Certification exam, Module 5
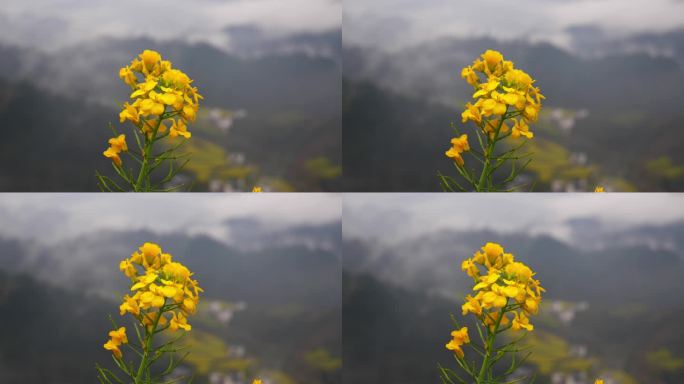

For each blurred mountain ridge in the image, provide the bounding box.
[343,32,684,191]
[343,216,684,383]
[0,219,342,383]
[0,220,341,309]
[0,31,341,191]
[344,220,684,305]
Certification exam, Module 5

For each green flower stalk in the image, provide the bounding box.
[439,242,544,384]
[97,50,202,192]
[438,50,544,192]
[96,242,202,384]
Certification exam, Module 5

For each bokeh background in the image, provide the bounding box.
[0,0,341,191]
[343,194,684,384]
[343,0,684,191]
[0,194,342,384]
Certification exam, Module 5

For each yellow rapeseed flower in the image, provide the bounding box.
[103,147,123,167]
[445,327,470,358]
[169,119,191,139]
[461,258,479,279]
[109,327,128,344]
[119,294,140,316]
[119,102,140,124]
[102,135,128,167]
[512,119,533,139]
[252,186,263,192]
[103,340,122,359]
[169,311,192,332]
[461,294,483,316]
[511,311,534,331]
[109,134,128,152]
[594,186,605,192]
[103,327,128,359]
[445,134,470,166]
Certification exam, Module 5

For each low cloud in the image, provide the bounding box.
[0,0,340,52]
[344,0,684,52]
[0,194,341,245]
[343,193,684,244]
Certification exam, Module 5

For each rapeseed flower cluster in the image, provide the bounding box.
[117,50,201,141]
[459,50,544,141]
[98,50,202,192]
[97,242,202,383]
[459,242,544,334]
[440,50,544,192]
[117,242,202,337]
[440,242,544,384]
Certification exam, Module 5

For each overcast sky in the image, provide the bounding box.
[0,0,340,52]
[343,193,684,244]
[2,193,681,247]
[344,0,684,51]
[4,0,681,53]
[0,194,341,245]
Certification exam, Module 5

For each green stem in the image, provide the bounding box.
[476,137,494,191]
[477,305,507,383]
[475,108,509,191]
[134,114,164,191]
[135,303,166,383]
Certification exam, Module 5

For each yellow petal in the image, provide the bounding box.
[493,102,507,115]
[502,286,518,298]
[161,286,177,298]
[502,93,518,105]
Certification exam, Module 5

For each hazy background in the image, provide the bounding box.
[0,194,342,384]
[343,0,684,191]
[343,194,684,384]
[0,0,341,191]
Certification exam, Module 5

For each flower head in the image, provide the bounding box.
[117,50,202,139]
[460,242,543,332]
[459,50,544,140]
[117,242,202,330]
